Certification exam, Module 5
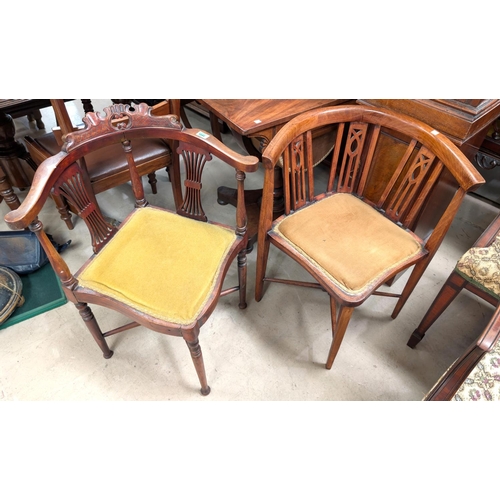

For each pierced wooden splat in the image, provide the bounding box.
[282,131,314,214]
[326,122,381,196]
[321,120,444,228]
[380,143,437,224]
[177,141,212,221]
[327,123,345,192]
[53,163,116,254]
[280,120,446,230]
[336,122,369,193]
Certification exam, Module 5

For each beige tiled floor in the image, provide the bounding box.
[0,100,498,401]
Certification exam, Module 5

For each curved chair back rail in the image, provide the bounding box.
[262,105,483,193]
[256,104,485,370]
[4,103,259,396]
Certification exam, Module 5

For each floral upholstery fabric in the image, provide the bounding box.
[452,338,500,401]
[456,235,500,299]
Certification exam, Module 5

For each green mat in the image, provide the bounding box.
[0,264,67,330]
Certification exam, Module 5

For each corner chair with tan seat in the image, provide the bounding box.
[255,104,485,371]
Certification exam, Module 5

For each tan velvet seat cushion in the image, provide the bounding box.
[456,235,500,299]
[78,207,237,326]
[273,193,423,294]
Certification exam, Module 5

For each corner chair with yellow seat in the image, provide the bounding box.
[4,103,259,396]
[255,104,485,371]
[23,99,178,229]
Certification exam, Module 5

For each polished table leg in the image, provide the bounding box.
[0,163,21,211]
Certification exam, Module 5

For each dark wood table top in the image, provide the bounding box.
[0,99,54,114]
[0,99,31,110]
[0,99,76,115]
[198,99,350,136]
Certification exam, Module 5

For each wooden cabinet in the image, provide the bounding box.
[358,99,500,161]
[359,99,500,208]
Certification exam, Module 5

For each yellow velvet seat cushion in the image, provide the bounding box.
[273,193,423,294]
[456,235,500,299]
[78,207,237,325]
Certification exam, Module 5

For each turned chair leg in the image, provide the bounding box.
[184,334,210,396]
[32,109,45,130]
[255,236,272,302]
[237,249,248,310]
[326,298,354,369]
[407,271,466,348]
[147,173,158,194]
[75,302,114,359]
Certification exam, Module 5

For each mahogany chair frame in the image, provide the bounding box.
[255,104,484,370]
[408,211,500,348]
[23,99,178,230]
[4,103,259,396]
[425,303,500,401]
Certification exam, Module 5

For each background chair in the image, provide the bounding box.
[10,107,45,130]
[424,302,500,401]
[407,211,500,348]
[23,99,179,229]
[4,103,259,396]
[255,104,485,370]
